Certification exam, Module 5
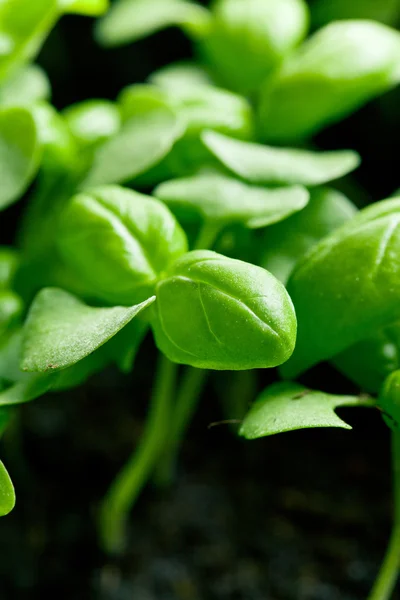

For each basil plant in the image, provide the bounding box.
[1,1,400,598]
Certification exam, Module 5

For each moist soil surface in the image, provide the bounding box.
[0,356,396,600]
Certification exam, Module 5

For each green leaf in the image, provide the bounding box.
[0,291,23,335]
[21,287,156,372]
[200,0,309,94]
[83,104,185,187]
[58,185,188,305]
[0,373,56,406]
[281,196,400,378]
[260,187,357,283]
[95,0,211,47]
[155,172,309,228]
[202,130,360,187]
[60,0,109,16]
[239,382,367,439]
[32,102,78,173]
[258,20,400,143]
[63,99,121,148]
[0,0,59,82]
[149,62,214,93]
[118,84,172,121]
[0,106,41,211]
[151,250,297,370]
[0,460,15,516]
[0,64,50,106]
[0,247,19,289]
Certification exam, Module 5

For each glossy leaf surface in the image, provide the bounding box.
[240,381,367,438]
[151,250,296,370]
[202,130,360,186]
[282,197,400,378]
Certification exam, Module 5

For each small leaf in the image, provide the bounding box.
[21,288,156,372]
[0,106,41,211]
[0,461,15,516]
[202,130,359,187]
[83,105,185,186]
[155,172,309,228]
[149,62,214,93]
[0,64,50,106]
[63,99,121,148]
[200,0,309,94]
[239,382,367,439]
[95,0,210,47]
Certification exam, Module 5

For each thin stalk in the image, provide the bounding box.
[193,221,222,251]
[367,431,400,600]
[98,355,177,554]
[154,366,208,487]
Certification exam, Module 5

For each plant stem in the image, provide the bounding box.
[367,431,400,600]
[98,354,177,554]
[193,221,222,251]
[154,366,208,487]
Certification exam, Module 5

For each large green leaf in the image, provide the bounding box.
[282,197,400,378]
[0,106,41,211]
[258,20,400,143]
[202,130,360,186]
[240,381,371,438]
[155,172,309,228]
[21,288,155,372]
[0,461,15,516]
[96,0,210,47]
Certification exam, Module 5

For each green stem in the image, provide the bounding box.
[193,221,222,251]
[98,355,177,554]
[367,431,400,600]
[154,367,208,487]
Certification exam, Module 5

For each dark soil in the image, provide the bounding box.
[0,352,397,600]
